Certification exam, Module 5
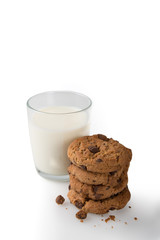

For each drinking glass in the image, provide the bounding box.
[27,91,92,181]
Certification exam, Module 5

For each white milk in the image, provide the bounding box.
[28,106,90,175]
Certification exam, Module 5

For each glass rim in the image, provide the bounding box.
[26,90,92,115]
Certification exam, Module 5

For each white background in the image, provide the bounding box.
[0,0,160,239]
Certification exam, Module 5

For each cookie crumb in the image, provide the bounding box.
[134,217,138,221]
[105,217,110,223]
[80,220,83,223]
[129,206,131,208]
[111,226,114,229]
[109,215,115,221]
[76,210,87,220]
[105,215,115,223]
[65,208,68,210]
[55,195,65,205]
[101,219,104,221]
[125,222,127,224]
[94,225,96,227]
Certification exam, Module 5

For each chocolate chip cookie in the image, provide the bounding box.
[69,172,128,200]
[67,187,131,214]
[67,134,132,173]
[68,162,129,186]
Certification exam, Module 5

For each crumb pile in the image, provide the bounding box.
[67,134,132,217]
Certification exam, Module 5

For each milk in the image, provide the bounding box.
[28,106,90,176]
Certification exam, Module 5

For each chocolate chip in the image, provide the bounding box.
[94,194,104,200]
[98,134,109,141]
[55,195,65,205]
[68,184,71,190]
[92,180,96,183]
[80,165,87,171]
[76,210,87,220]
[109,171,117,176]
[88,146,100,153]
[92,185,99,193]
[75,200,84,209]
[106,186,110,190]
[96,158,103,163]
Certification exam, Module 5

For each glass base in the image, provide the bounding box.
[36,169,69,182]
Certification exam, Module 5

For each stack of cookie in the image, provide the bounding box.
[67,134,132,215]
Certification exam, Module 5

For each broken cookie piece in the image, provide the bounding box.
[76,210,87,220]
[56,195,65,205]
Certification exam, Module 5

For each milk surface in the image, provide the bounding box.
[28,106,90,175]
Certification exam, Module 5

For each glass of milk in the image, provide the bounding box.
[27,91,92,181]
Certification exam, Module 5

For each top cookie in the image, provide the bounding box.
[67,134,132,173]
